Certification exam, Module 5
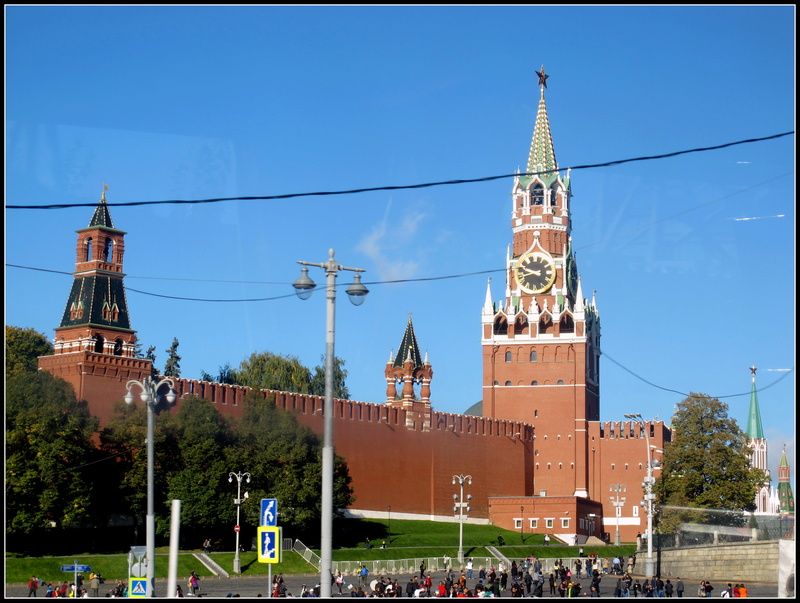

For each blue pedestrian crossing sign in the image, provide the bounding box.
[129,578,147,598]
[257,526,282,564]
[260,498,278,526]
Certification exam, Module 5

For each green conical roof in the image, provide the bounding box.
[89,186,115,229]
[393,317,423,369]
[526,86,557,178]
[746,374,765,440]
[519,69,561,190]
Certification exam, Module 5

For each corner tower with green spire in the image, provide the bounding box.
[38,185,152,425]
[746,366,772,514]
[776,446,795,516]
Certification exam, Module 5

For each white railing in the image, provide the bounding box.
[292,539,321,570]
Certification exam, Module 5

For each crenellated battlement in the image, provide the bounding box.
[170,377,533,442]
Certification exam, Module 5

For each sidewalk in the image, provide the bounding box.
[5,571,781,598]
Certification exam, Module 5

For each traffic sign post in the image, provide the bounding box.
[257,526,282,564]
[260,498,278,526]
[61,561,90,596]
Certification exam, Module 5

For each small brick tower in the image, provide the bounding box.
[38,185,152,424]
[385,316,433,430]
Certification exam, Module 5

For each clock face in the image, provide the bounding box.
[515,252,556,293]
[567,255,578,294]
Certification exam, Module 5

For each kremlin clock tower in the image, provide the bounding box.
[481,68,601,499]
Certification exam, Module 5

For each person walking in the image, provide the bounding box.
[27,576,39,597]
[676,578,684,598]
[189,571,200,596]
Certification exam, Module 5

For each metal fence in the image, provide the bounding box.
[653,514,795,550]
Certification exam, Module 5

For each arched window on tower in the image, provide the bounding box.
[530,349,538,362]
[515,315,528,337]
[104,238,114,263]
[494,317,508,336]
[550,183,559,210]
[531,183,544,206]
[560,313,575,334]
[505,351,512,362]
[93,335,105,354]
[114,338,124,356]
[85,237,93,262]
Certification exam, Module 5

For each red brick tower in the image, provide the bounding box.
[385,316,434,430]
[38,185,152,424]
[481,68,600,499]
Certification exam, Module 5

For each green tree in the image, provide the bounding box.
[156,397,234,535]
[655,392,766,533]
[233,391,355,538]
[199,362,238,384]
[6,371,100,534]
[145,345,160,377]
[310,355,350,400]
[163,337,181,378]
[235,351,313,393]
[5,326,54,379]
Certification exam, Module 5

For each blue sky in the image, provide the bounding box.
[6,6,795,487]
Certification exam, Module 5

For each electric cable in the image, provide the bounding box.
[6,131,793,210]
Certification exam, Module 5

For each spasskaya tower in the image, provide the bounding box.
[481,68,600,498]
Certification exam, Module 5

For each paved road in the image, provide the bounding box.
[6,572,781,598]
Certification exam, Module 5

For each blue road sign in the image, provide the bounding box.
[257,526,281,563]
[260,498,278,526]
[129,578,148,598]
[60,565,91,572]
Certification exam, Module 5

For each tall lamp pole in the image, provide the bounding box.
[610,484,627,546]
[387,506,391,544]
[625,413,660,578]
[520,506,525,544]
[124,376,177,598]
[293,249,368,598]
[228,471,251,574]
[452,475,472,564]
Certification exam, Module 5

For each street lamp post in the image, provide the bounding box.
[610,484,627,546]
[625,413,660,578]
[228,471,251,574]
[387,506,391,544]
[124,376,177,598]
[520,506,525,544]
[452,475,472,564]
[293,249,368,598]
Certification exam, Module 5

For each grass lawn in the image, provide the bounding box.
[6,518,636,584]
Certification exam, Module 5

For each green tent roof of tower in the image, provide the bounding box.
[746,375,765,440]
[518,71,568,191]
[393,317,423,369]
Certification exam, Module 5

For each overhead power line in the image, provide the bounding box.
[6,131,793,210]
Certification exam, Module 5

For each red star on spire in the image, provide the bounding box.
[536,66,549,88]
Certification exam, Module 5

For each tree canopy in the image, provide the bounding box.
[163,337,182,377]
[655,392,766,533]
[6,371,100,534]
[5,325,53,379]
[231,351,350,399]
